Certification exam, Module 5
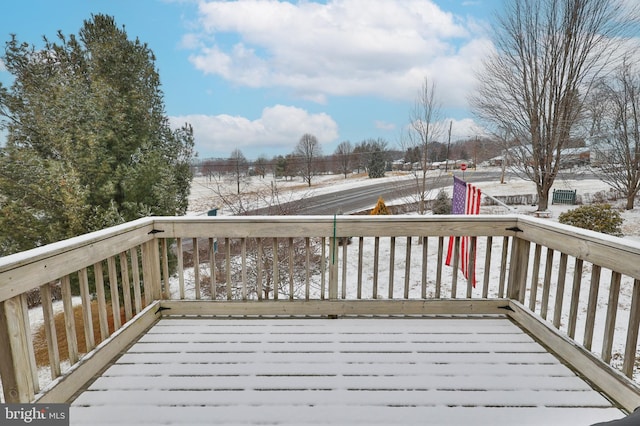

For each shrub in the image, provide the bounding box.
[558,204,623,236]
[432,190,451,215]
[370,197,391,215]
[591,190,608,204]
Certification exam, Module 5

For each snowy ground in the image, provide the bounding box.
[189,167,640,239]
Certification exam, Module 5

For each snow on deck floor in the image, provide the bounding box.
[71,317,625,425]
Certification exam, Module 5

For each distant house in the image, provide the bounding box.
[487,155,506,167]
[559,147,590,168]
[391,160,405,171]
[496,145,590,168]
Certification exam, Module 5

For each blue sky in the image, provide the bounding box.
[0,0,501,160]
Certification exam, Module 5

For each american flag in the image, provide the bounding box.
[451,176,468,214]
[445,176,481,286]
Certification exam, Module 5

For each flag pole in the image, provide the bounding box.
[481,191,517,213]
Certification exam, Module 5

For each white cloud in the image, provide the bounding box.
[375,120,396,131]
[442,117,488,141]
[402,117,487,144]
[179,33,202,50]
[187,0,493,106]
[170,104,339,157]
[0,58,6,72]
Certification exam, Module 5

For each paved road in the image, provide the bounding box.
[249,170,506,215]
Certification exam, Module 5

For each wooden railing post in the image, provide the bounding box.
[507,236,530,302]
[0,295,38,403]
[141,239,162,303]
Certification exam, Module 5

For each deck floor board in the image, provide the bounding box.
[70,317,625,425]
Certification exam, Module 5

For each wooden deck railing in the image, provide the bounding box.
[1,215,640,410]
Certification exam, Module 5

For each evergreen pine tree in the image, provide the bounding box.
[0,14,195,255]
[368,148,386,178]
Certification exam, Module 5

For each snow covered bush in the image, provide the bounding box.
[432,190,451,215]
[558,204,623,236]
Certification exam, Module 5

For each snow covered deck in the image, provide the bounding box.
[3,215,640,425]
[71,316,623,425]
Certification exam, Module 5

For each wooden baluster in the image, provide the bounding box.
[305,237,311,301]
[160,239,170,300]
[107,256,121,331]
[93,261,109,341]
[388,236,395,300]
[467,237,477,298]
[482,236,493,299]
[40,283,61,379]
[583,265,602,350]
[497,236,510,298]
[341,236,348,299]
[226,238,232,300]
[451,237,460,298]
[288,237,294,300]
[436,236,444,299]
[177,238,184,300]
[257,238,263,301]
[404,236,412,300]
[602,271,621,364]
[540,248,554,320]
[328,236,337,301]
[373,236,380,299]
[60,275,79,365]
[130,247,143,312]
[320,237,326,300]
[357,237,364,299]
[552,253,568,329]
[193,238,201,300]
[209,238,217,300]
[567,258,584,339]
[242,238,248,301]
[421,236,428,299]
[119,252,133,322]
[528,244,542,311]
[272,238,279,300]
[78,268,95,351]
[623,279,640,378]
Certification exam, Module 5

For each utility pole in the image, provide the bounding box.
[474,136,479,170]
[445,121,452,171]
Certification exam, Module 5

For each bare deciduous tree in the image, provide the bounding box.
[334,140,353,178]
[295,133,322,187]
[471,0,635,210]
[201,174,313,216]
[228,148,248,194]
[589,59,640,209]
[404,76,443,215]
[352,141,370,174]
[253,154,269,178]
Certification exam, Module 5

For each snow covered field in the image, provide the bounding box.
[187,167,640,233]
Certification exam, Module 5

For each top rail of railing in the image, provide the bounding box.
[0,218,156,304]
